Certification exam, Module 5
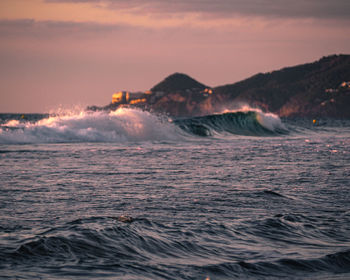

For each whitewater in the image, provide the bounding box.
[1,108,350,279]
[0,107,286,144]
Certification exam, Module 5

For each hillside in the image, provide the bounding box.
[210,55,350,118]
[151,73,208,92]
[90,55,350,118]
[147,55,350,118]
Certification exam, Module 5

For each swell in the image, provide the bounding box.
[197,250,350,278]
[1,216,349,279]
[2,217,210,264]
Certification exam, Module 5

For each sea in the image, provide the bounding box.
[0,107,349,279]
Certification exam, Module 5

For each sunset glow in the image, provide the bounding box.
[1,2,349,278]
[0,0,349,112]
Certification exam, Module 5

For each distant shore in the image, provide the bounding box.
[88,55,350,119]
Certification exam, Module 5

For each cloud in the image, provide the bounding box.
[45,0,350,20]
[0,19,133,39]
[1,8,349,113]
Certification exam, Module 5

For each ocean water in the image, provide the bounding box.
[0,108,350,279]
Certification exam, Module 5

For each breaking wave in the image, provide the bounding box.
[0,107,287,144]
[175,107,287,136]
[0,108,180,144]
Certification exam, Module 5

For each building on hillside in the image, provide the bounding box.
[129,98,147,105]
[201,88,213,97]
[325,81,350,94]
[112,91,129,104]
[112,91,148,105]
[340,81,350,88]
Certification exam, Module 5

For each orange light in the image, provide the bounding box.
[129,98,146,105]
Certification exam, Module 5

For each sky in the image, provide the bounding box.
[0,0,349,113]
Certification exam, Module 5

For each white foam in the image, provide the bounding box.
[0,108,181,144]
[219,105,286,132]
[255,111,286,132]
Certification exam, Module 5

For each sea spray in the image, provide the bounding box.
[0,107,288,144]
[0,108,181,144]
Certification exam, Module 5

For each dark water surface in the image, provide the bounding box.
[0,110,350,279]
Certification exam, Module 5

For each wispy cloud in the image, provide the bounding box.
[2,0,349,31]
[0,19,129,38]
[1,0,349,113]
[45,0,350,19]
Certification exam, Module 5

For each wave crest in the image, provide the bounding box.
[176,107,287,137]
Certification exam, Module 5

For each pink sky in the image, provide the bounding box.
[0,0,349,113]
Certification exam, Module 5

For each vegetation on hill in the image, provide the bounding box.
[210,54,350,118]
[90,55,350,118]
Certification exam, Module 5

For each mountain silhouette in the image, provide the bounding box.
[151,72,208,93]
[90,54,350,118]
